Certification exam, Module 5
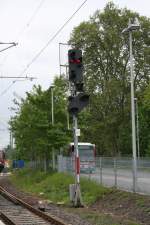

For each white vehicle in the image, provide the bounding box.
[0,150,5,173]
[68,142,96,173]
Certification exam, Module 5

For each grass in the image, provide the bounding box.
[65,208,140,225]
[10,168,142,225]
[10,168,109,205]
[79,212,140,225]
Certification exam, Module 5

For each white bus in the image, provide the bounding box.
[68,142,96,173]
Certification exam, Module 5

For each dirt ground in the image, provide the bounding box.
[91,190,150,225]
[0,176,92,225]
[0,176,150,225]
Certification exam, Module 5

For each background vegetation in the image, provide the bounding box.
[10,169,109,205]
[7,2,150,161]
[10,169,141,225]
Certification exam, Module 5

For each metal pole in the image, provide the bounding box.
[51,86,55,170]
[67,112,70,130]
[129,30,137,192]
[114,158,117,188]
[51,87,54,125]
[73,115,80,184]
[11,131,14,150]
[10,131,12,151]
[99,157,102,184]
[135,99,140,159]
[73,114,82,206]
[66,65,70,130]
[59,43,62,76]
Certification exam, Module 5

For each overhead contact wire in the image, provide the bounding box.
[17,0,46,37]
[0,0,46,96]
[0,0,88,96]
[0,81,16,97]
[19,0,88,77]
[0,0,45,66]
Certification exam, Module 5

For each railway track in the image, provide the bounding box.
[0,186,70,225]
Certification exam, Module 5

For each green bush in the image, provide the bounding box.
[10,169,110,205]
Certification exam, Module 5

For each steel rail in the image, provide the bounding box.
[0,212,16,225]
[0,186,70,225]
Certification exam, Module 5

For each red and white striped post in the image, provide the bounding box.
[75,155,80,183]
[73,115,83,207]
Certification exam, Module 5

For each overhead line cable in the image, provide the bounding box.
[0,74,36,96]
[0,0,88,97]
[0,81,16,97]
[17,0,46,37]
[26,0,46,27]
[0,0,45,64]
[0,43,18,53]
[0,0,46,96]
[18,0,88,76]
[0,119,8,129]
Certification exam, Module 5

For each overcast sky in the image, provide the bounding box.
[0,0,149,148]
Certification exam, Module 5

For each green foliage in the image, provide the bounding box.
[78,211,140,225]
[10,169,141,225]
[9,75,71,162]
[81,177,109,204]
[139,84,150,156]
[69,2,150,156]
[10,169,109,205]
[8,2,150,159]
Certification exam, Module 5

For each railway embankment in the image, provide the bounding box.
[1,169,150,225]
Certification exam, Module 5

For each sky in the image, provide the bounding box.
[0,0,149,148]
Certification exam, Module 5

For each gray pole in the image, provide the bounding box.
[67,112,70,130]
[73,114,82,206]
[137,102,140,159]
[51,87,54,125]
[135,98,140,159]
[51,86,55,170]
[10,131,12,151]
[73,115,79,183]
[129,30,137,192]
[66,65,70,130]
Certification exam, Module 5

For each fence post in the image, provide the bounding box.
[99,157,102,184]
[114,158,117,188]
[132,158,137,192]
[88,160,91,180]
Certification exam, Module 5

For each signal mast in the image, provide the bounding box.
[68,49,89,207]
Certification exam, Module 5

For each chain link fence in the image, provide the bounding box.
[57,156,150,195]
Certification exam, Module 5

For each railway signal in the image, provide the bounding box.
[68,49,83,91]
[68,49,89,207]
[68,92,89,115]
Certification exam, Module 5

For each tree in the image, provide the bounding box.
[9,75,71,167]
[139,85,150,156]
[69,2,150,156]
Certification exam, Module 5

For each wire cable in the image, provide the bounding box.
[0,81,16,97]
[17,0,46,37]
[0,0,46,96]
[18,0,88,77]
[0,43,18,53]
[0,0,45,65]
[0,0,88,97]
